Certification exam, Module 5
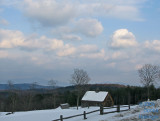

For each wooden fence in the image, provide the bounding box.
[52,104,131,121]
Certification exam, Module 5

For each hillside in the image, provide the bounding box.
[56,83,126,93]
[0,105,133,121]
[1,100,160,121]
[0,83,57,90]
[0,83,126,91]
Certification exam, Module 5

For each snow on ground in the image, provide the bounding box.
[1,100,159,121]
[103,100,160,121]
[0,105,131,121]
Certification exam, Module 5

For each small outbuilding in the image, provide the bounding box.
[60,103,70,109]
[81,91,114,107]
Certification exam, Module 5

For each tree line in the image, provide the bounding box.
[0,64,160,112]
[0,84,160,112]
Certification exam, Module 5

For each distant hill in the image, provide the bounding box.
[0,83,126,91]
[88,84,126,89]
[0,83,57,90]
[56,83,126,93]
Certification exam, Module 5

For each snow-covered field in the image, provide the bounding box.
[104,100,160,121]
[0,106,131,121]
[0,100,160,121]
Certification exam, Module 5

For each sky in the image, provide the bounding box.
[0,0,160,86]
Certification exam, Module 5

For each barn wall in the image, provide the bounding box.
[81,101,102,107]
[103,93,114,107]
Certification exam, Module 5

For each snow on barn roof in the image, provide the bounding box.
[82,91,108,102]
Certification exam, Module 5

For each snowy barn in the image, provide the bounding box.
[81,91,114,107]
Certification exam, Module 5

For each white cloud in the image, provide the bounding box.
[106,5,143,21]
[78,45,98,53]
[57,45,76,57]
[1,0,145,30]
[0,29,24,48]
[80,49,105,59]
[107,0,147,5]
[76,1,144,21]
[61,34,81,41]
[51,18,103,39]
[75,18,103,37]
[49,38,64,50]
[145,40,160,52]
[52,26,72,35]
[0,18,9,25]
[110,29,138,48]
[24,37,77,57]
[0,0,154,86]
[19,0,144,27]
[22,0,76,27]
[112,51,129,59]
[0,28,83,59]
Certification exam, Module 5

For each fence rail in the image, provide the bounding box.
[52,104,131,121]
[86,109,100,114]
[103,110,117,114]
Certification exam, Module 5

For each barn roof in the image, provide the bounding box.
[81,91,108,102]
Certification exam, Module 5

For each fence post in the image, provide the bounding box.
[117,105,120,112]
[60,115,63,121]
[83,111,87,119]
[128,104,130,110]
[100,106,103,115]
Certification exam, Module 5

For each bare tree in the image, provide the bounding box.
[7,80,14,90]
[70,68,90,110]
[138,64,160,100]
[7,80,16,113]
[48,79,57,89]
[30,82,38,90]
[48,79,57,108]
[26,82,38,110]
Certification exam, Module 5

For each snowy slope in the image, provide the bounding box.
[1,100,159,121]
[104,100,160,121]
[0,106,132,121]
